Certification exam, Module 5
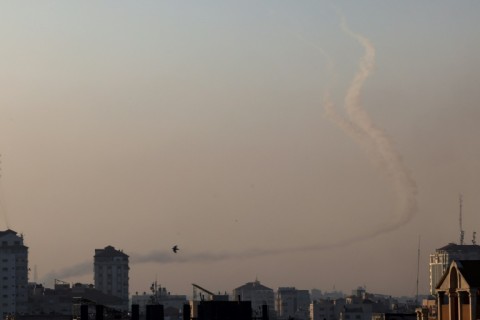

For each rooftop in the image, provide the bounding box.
[94,245,128,258]
[436,243,480,252]
[234,280,273,292]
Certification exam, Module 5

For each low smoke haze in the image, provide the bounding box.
[1,1,480,297]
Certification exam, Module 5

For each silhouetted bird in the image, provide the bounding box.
[172,245,179,253]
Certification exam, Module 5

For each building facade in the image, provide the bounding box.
[0,229,29,317]
[435,260,480,320]
[93,245,129,310]
[131,283,187,319]
[275,287,311,320]
[27,282,125,317]
[233,279,275,319]
[310,299,336,320]
[429,244,480,294]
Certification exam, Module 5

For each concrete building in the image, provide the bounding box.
[197,300,253,320]
[372,313,416,320]
[27,281,125,317]
[131,283,187,319]
[340,305,373,320]
[414,297,437,320]
[310,299,336,320]
[0,229,29,318]
[275,287,311,320]
[435,260,480,320]
[93,245,129,310]
[311,289,412,320]
[429,243,480,294]
[233,279,275,319]
[311,289,345,301]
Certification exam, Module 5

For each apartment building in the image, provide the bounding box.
[93,245,129,310]
[0,229,28,317]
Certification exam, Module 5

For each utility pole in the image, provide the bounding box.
[416,235,420,306]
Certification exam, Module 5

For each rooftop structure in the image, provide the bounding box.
[233,279,275,319]
[429,243,480,294]
[435,260,480,320]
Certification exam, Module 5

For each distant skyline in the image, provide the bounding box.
[0,1,480,297]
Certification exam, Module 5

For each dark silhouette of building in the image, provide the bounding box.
[0,229,29,318]
[233,280,275,319]
[197,300,253,320]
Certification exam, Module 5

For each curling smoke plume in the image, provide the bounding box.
[39,18,418,281]
[319,16,418,244]
[280,14,417,247]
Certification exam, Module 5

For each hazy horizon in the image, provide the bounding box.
[1,1,479,297]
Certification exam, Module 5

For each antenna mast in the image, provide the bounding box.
[459,194,464,245]
[416,235,420,306]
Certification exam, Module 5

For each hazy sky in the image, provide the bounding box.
[1,1,480,297]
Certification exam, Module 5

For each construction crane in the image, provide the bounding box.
[192,283,215,301]
[54,279,70,289]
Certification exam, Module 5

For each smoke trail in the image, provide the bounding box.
[322,16,417,236]
[287,13,417,243]
[40,261,91,285]
[39,249,280,284]
[37,17,419,284]
[131,249,271,264]
[264,7,416,233]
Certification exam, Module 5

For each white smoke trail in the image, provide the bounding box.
[38,17,419,283]
[298,14,417,243]
[264,6,410,225]
[324,16,418,233]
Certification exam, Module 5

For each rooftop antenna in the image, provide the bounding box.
[415,235,420,306]
[0,154,10,229]
[459,194,465,245]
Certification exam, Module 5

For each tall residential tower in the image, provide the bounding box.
[0,229,29,317]
[94,246,129,309]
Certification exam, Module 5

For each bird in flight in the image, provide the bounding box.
[172,245,179,253]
